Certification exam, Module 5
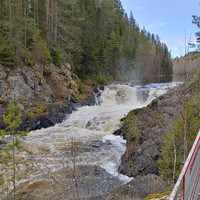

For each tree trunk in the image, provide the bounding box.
[45,0,50,45]
[54,0,58,43]
[24,4,27,48]
[172,133,177,183]
[12,131,16,200]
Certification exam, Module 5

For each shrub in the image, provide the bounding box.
[123,111,141,140]
[95,73,111,85]
[50,48,62,68]
[43,66,52,76]
[78,80,85,94]
[0,38,15,66]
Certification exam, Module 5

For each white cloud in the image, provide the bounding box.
[146,21,167,30]
[136,6,142,10]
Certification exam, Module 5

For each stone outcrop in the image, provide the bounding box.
[19,102,78,131]
[107,174,167,200]
[0,63,95,131]
[0,63,78,101]
[118,85,188,178]
[18,165,122,200]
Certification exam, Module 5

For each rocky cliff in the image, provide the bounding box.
[0,63,78,101]
[0,63,94,130]
[118,85,185,177]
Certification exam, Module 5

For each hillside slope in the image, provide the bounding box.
[109,70,200,199]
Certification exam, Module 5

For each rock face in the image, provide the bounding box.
[19,165,122,200]
[118,85,187,178]
[107,174,167,200]
[0,63,78,101]
[21,102,77,130]
[0,63,95,131]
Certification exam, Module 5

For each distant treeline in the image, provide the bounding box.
[0,0,173,83]
[173,51,200,81]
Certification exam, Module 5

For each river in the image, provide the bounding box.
[21,82,180,199]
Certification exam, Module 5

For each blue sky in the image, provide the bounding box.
[120,0,200,58]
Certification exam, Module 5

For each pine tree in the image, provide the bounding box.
[0,101,31,200]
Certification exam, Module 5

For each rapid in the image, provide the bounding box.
[22,82,180,199]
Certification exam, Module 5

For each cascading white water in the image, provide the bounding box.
[24,82,180,185]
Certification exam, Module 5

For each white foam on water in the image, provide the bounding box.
[25,82,182,183]
[100,135,133,183]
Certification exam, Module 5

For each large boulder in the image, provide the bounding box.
[18,165,122,200]
[107,174,167,200]
[7,76,33,99]
[22,102,78,131]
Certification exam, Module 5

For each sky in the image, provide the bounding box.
[120,0,200,58]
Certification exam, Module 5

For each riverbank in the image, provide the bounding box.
[109,71,200,199]
[0,63,96,131]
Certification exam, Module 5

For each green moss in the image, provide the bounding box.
[144,191,171,200]
[20,100,48,120]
